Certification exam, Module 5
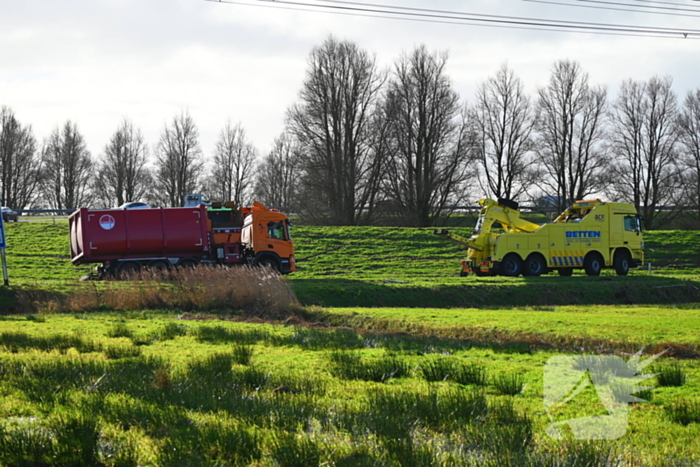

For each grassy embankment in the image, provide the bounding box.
[0,221,698,465]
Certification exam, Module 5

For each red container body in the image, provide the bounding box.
[69,206,211,265]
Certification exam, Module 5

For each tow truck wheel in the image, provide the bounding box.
[501,254,522,277]
[584,252,603,276]
[614,251,631,276]
[524,255,546,277]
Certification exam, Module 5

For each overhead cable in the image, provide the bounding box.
[523,0,700,18]
[206,0,697,38]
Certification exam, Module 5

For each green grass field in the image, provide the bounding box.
[0,221,698,466]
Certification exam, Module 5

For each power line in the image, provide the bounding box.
[205,0,672,38]
[523,0,700,18]
[633,0,700,7]
[576,0,700,15]
[207,0,698,38]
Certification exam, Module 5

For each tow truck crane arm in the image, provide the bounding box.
[433,198,540,249]
[433,229,482,251]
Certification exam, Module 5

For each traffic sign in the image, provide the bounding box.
[0,216,7,286]
[0,215,5,249]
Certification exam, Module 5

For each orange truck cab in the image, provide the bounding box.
[206,201,296,274]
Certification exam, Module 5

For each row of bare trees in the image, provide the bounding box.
[285,40,476,226]
[275,37,700,228]
[2,36,700,228]
[0,109,261,211]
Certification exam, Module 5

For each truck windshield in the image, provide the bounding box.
[624,216,639,232]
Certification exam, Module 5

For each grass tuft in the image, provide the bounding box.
[286,327,363,350]
[656,362,687,387]
[156,322,188,341]
[492,372,526,396]
[329,351,410,382]
[453,362,488,386]
[49,411,101,466]
[529,441,620,467]
[666,399,700,425]
[103,343,142,359]
[0,422,54,466]
[0,331,99,354]
[107,322,133,338]
[193,325,269,345]
[269,433,321,467]
[420,358,456,382]
[232,344,254,365]
[419,358,488,387]
[235,366,271,391]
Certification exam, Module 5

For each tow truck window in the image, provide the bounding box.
[473,216,484,235]
[624,216,638,232]
[268,221,287,240]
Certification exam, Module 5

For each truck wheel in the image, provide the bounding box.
[501,254,522,277]
[117,261,141,279]
[524,255,546,276]
[584,252,604,276]
[257,257,280,273]
[177,259,198,269]
[558,268,573,277]
[614,251,631,276]
[148,260,170,273]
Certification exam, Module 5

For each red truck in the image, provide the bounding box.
[69,201,296,277]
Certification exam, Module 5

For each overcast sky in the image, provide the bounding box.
[1,0,698,164]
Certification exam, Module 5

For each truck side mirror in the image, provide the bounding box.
[636,214,644,234]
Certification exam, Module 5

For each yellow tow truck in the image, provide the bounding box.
[435,198,643,277]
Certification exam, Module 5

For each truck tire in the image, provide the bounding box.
[257,257,280,273]
[501,254,522,277]
[524,254,546,277]
[583,252,604,276]
[148,260,170,273]
[558,268,573,277]
[177,259,198,269]
[614,250,631,276]
[117,261,141,279]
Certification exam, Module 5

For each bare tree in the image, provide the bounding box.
[154,111,204,207]
[210,121,257,205]
[677,89,700,223]
[254,132,301,211]
[473,64,536,201]
[0,106,42,209]
[41,121,93,209]
[609,76,680,229]
[382,45,476,227]
[535,60,609,213]
[94,118,151,208]
[287,36,386,225]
